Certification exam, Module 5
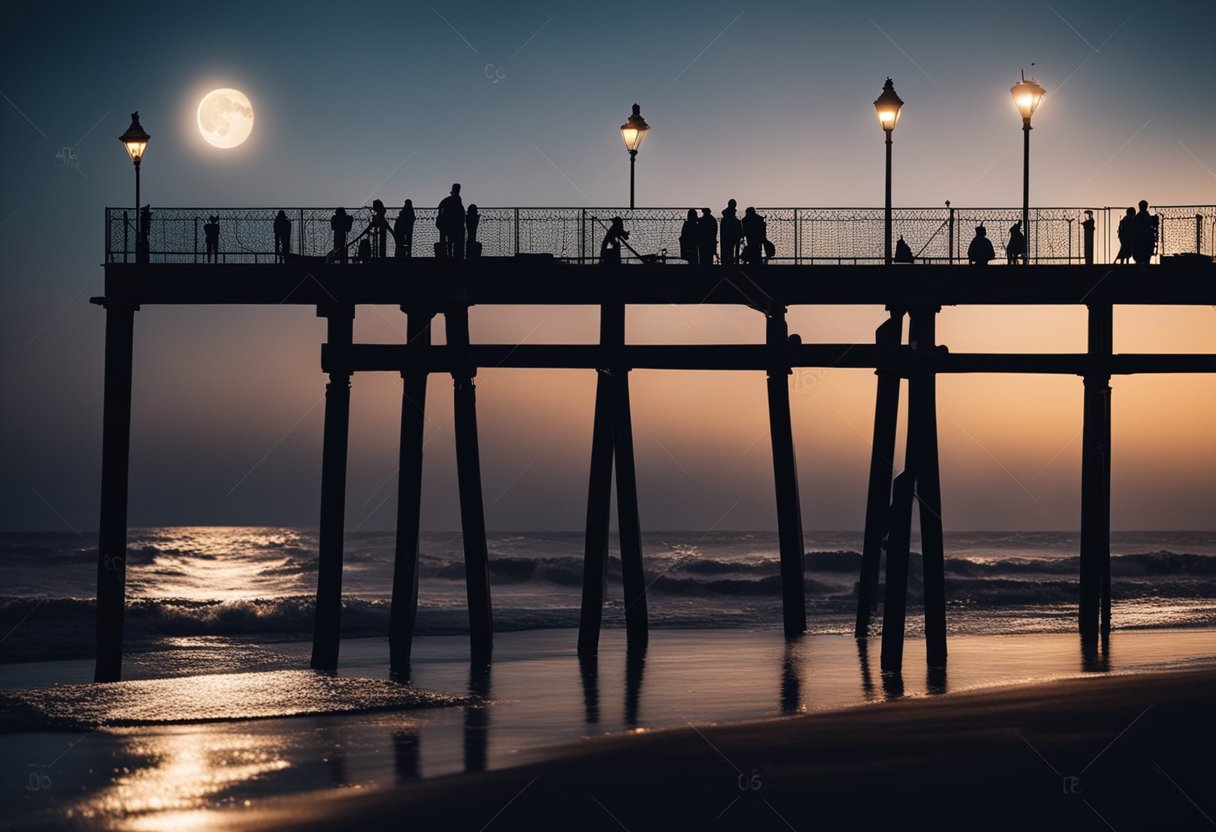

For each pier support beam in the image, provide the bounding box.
[389,305,433,676]
[311,305,355,672]
[95,301,138,683]
[577,368,615,655]
[447,303,493,662]
[1080,303,1113,642]
[766,306,807,637]
[880,472,915,672]
[910,307,947,667]
[578,301,649,654]
[614,369,648,648]
[856,309,904,637]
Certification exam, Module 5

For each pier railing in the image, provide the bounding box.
[105,205,1216,266]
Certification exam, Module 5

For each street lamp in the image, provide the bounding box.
[620,103,649,209]
[1011,71,1044,266]
[119,112,150,241]
[874,78,903,266]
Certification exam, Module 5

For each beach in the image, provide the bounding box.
[4,625,1215,830]
[227,665,1216,831]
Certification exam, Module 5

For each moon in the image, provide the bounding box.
[197,88,254,149]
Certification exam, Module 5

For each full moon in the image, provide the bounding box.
[197,88,254,149]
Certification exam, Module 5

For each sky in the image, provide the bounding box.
[1,0,1214,533]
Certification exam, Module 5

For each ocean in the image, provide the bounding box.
[3,527,1215,667]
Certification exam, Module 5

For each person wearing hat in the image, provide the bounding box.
[967,224,995,265]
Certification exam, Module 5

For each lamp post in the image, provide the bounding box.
[619,104,650,209]
[117,113,148,222]
[1011,72,1044,266]
[874,79,903,266]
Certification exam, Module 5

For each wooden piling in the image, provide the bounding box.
[94,301,137,683]
[1080,304,1113,641]
[856,309,904,638]
[910,307,948,666]
[577,369,615,656]
[613,369,649,648]
[311,305,355,672]
[766,307,807,637]
[389,306,432,675]
[447,304,493,661]
[880,471,916,672]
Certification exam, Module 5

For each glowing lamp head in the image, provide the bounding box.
[874,78,903,132]
[119,112,150,164]
[1011,72,1045,125]
[620,103,650,154]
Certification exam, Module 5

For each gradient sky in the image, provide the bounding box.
[1,0,1214,533]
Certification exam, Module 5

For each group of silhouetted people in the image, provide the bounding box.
[666,200,774,267]
[188,198,1166,267]
[322,185,479,263]
[966,221,1026,266]
[964,201,1158,266]
[1115,200,1159,264]
[600,201,774,267]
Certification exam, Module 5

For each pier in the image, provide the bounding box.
[91,205,1216,682]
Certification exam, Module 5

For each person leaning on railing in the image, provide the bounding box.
[600,217,628,265]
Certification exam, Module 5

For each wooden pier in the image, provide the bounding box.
[91,258,1216,681]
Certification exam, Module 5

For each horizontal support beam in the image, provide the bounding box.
[323,343,1216,375]
[101,262,1216,307]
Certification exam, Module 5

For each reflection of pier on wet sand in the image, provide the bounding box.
[226,652,1216,831]
[92,259,1216,681]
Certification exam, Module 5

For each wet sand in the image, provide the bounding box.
[229,666,1216,831]
[5,627,1215,830]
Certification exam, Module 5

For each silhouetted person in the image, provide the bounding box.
[599,216,629,265]
[721,199,742,265]
[698,208,717,266]
[437,183,465,259]
[136,205,151,264]
[466,204,481,258]
[369,199,390,259]
[967,225,995,265]
[394,199,415,259]
[679,209,699,264]
[203,214,220,264]
[1115,207,1135,264]
[1133,199,1158,264]
[330,207,353,262]
[273,210,291,262]
[356,235,372,263]
[741,206,767,264]
[1006,220,1026,265]
[893,235,915,264]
